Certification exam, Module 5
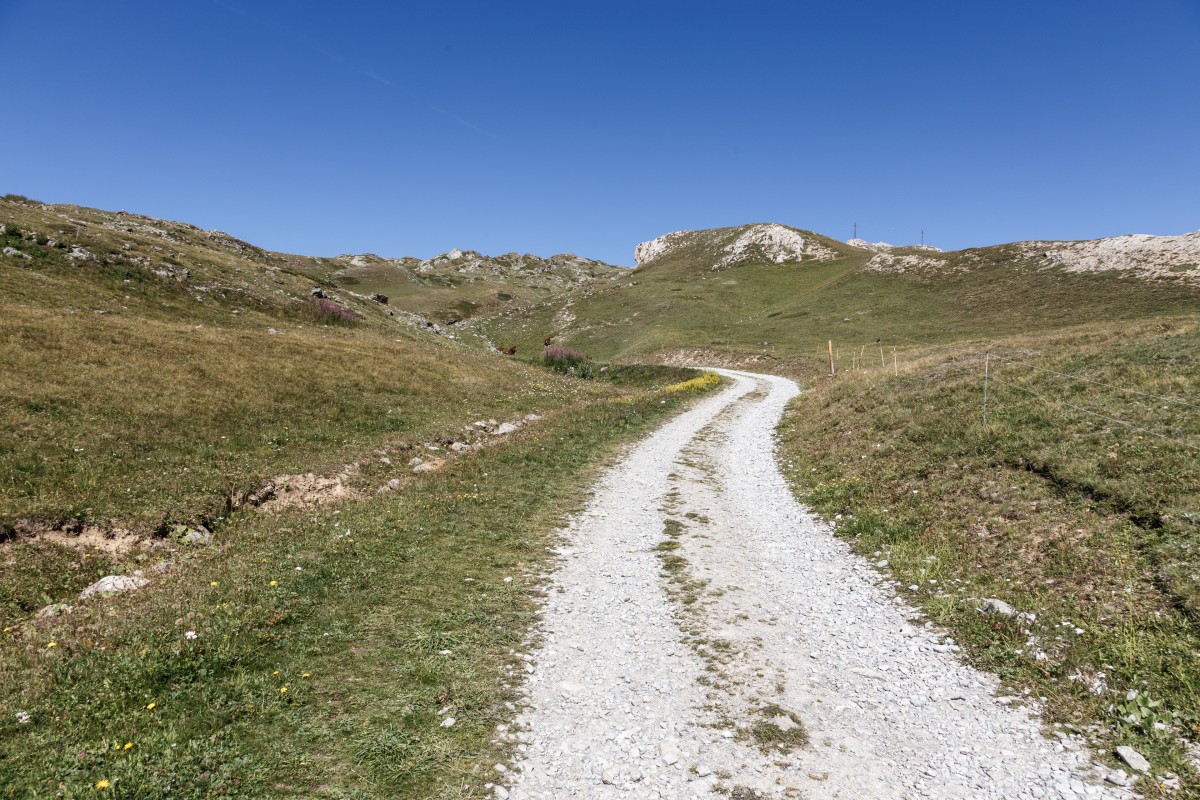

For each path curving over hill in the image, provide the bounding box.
[504,370,1135,800]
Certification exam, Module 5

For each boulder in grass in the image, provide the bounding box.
[980,598,1015,617]
[36,603,74,620]
[80,575,149,600]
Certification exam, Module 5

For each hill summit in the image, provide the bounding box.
[634,223,841,270]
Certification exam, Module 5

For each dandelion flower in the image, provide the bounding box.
[269,580,278,587]
[123,742,133,750]
[47,642,57,648]
[184,630,197,640]
[95,779,111,789]
[210,581,218,587]
[302,673,311,679]
[279,686,288,694]
[272,670,280,676]
[145,702,156,711]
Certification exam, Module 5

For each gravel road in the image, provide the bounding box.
[502,370,1136,799]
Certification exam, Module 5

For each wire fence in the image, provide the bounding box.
[809,333,1200,454]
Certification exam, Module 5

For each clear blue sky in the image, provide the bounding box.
[3,1,1198,264]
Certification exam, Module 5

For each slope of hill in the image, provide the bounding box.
[479,222,1200,372]
[0,195,716,798]
[863,231,1200,284]
[330,247,623,332]
[0,192,693,558]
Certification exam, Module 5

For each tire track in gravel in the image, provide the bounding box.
[503,370,1136,800]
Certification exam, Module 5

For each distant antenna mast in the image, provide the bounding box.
[853,222,857,239]
[921,229,925,246]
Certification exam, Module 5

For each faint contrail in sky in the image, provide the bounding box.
[209,0,500,140]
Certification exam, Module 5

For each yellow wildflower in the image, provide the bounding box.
[96,779,111,789]
[145,702,156,711]
[279,686,288,694]
[272,670,280,676]
[301,673,311,679]
[47,642,57,648]
[210,581,219,587]
[123,742,133,750]
[269,580,278,587]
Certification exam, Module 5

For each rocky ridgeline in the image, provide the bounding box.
[336,248,621,285]
[634,223,839,270]
[858,230,1200,283]
[847,237,943,254]
[1013,231,1200,282]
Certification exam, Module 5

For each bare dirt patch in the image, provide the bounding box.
[2,519,141,556]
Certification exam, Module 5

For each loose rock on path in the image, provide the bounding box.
[504,370,1135,800]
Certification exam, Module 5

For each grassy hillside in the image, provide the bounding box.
[479,224,1200,369]
[330,249,623,337]
[0,195,717,798]
[0,195,576,538]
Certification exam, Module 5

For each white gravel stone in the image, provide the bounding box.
[1114,746,1149,773]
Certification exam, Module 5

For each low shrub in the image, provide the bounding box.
[308,298,359,325]
[664,371,721,393]
[543,345,593,378]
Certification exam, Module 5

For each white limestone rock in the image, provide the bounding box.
[80,575,149,600]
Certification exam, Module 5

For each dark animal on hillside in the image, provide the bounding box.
[543,336,553,347]
[498,345,517,356]
[372,293,389,305]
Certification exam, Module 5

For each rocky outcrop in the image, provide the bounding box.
[848,238,943,254]
[634,223,838,270]
[1017,231,1200,281]
[863,251,949,274]
[633,230,695,266]
[715,224,837,269]
[847,238,895,253]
